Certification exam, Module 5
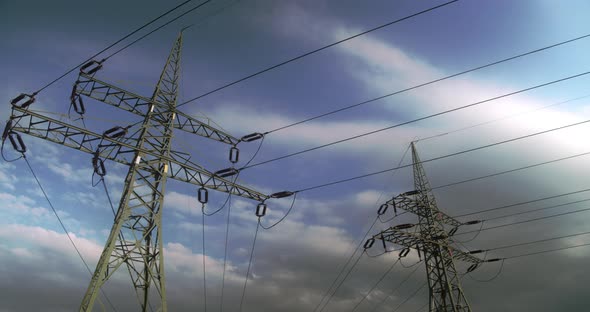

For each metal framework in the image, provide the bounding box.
[4,32,268,311]
[371,142,486,312]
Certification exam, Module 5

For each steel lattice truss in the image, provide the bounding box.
[371,143,486,312]
[5,32,269,312]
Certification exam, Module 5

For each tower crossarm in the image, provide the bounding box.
[75,73,239,145]
[387,192,463,227]
[8,106,268,202]
[374,227,484,264]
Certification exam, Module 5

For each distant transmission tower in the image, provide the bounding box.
[367,142,495,312]
[5,32,269,311]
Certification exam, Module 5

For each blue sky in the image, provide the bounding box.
[2,0,590,311]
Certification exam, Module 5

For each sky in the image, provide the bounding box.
[2,0,590,311]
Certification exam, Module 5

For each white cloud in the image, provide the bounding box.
[0,224,103,264]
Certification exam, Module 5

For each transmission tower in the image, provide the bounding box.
[367,142,496,312]
[4,32,270,311]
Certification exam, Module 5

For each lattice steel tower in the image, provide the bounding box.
[369,142,487,312]
[5,32,269,311]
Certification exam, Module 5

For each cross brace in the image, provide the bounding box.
[373,227,484,264]
[386,192,462,227]
[8,106,268,202]
[75,73,239,145]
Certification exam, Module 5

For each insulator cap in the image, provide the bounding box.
[255,202,267,217]
[198,187,208,204]
[241,132,264,142]
[70,83,78,99]
[214,167,239,178]
[8,132,26,153]
[2,120,13,141]
[92,154,106,177]
[71,94,86,115]
[468,249,485,255]
[363,238,375,249]
[399,248,411,258]
[103,126,127,139]
[402,190,420,196]
[229,146,239,164]
[80,60,103,75]
[10,93,36,108]
[393,223,415,230]
[377,203,388,215]
[467,263,479,273]
[270,191,294,199]
[463,220,482,225]
[381,234,387,249]
[486,258,502,263]
[448,227,459,236]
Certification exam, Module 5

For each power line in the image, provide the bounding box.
[313,143,411,312]
[455,188,590,218]
[413,302,429,312]
[350,257,400,312]
[318,251,366,312]
[34,0,195,94]
[458,206,590,236]
[242,70,590,171]
[292,119,590,194]
[103,0,212,60]
[369,260,423,312]
[466,259,505,283]
[312,218,376,312]
[432,151,590,190]
[220,195,232,312]
[202,207,208,312]
[502,241,590,260]
[391,281,427,312]
[23,156,118,311]
[484,197,590,222]
[487,229,590,252]
[260,192,298,230]
[416,92,590,144]
[239,219,261,312]
[257,33,590,135]
[175,0,459,108]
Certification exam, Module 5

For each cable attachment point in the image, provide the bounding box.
[92,151,106,177]
[255,202,267,217]
[377,203,388,215]
[467,263,479,273]
[198,187,208,204]
[7,131,26,153]
[70,83,85,115]
[240,132,264,143]
[229,146,239,164]
[363,238,375,249]
[270,191,294,199]
[214,167,239,178]
[399,247,411,258]
[10,93,36,109]
[80,59,104,75]
[468,249,486,255]
[103,126,128,139]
